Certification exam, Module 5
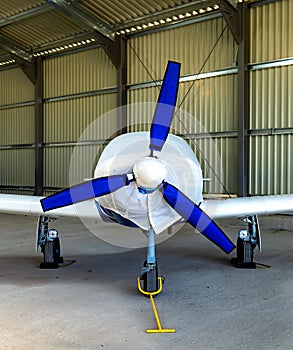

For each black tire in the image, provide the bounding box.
[237,238,253,263]
[142,261,158,293]
[44,238,60,264]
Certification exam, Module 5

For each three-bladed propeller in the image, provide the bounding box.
[40,60,235,254]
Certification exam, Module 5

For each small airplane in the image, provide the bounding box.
[1,60,293,293]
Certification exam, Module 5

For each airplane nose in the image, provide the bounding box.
[133,157,167,192]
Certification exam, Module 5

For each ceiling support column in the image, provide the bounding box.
[236,3,249,197]
[13,55,44,196]
[219,0,249,197]
[34,57,44,196]
[117,36,128,135]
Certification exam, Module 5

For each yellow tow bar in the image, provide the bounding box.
[137,277,176,333]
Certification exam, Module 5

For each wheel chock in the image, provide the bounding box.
[137,277,176,334]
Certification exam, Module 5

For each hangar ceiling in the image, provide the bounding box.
[0,0,246,66]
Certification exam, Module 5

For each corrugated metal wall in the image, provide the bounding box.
[250,0,293,63]
[249,0,293,195]
[0,1,292,196]
[128,17,236,83]
[128,16,238,194]
[43,48,117,191]
[0,68,35,193]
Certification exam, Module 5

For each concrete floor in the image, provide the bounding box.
[0,213,292,350]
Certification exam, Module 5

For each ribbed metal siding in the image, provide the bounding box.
[0,106,35,144]
[44,48,116,98]
[249,0,293,195]
[195,137,237,194]
[250,0,293,63]
[43,48,117,189]
[128,17,237,84]
[250,66,292,129]
[44,94,117,143]
[44,93,117,188]
[0,149,34,187]
[127,18,237,193]
[128,74,237,132]
[249,64,293,195]
[0,68,35,192]
[44,145,103,190]
[249,135,293,195]
[0,68,34,104]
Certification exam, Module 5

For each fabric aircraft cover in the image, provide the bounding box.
[149,61,180,152]
[161,181,235,254]
[94,132,203,234]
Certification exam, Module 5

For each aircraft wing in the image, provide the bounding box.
[201,194,293,219]
[1,192,293,224]
[0,193,103,221]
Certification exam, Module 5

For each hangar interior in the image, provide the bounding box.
[0,1,293,349]
[0,0,292,199]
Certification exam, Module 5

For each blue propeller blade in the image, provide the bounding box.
[149,60,181,153]
[161,181,235,254]
[41,174,130,212]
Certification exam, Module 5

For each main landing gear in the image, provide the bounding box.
[36,216,63,269]
[231,215,261,269]
[139,228,163,293]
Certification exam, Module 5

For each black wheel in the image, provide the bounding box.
[141,261,159,293]
[43,238,60,265]
[237,238,253,263]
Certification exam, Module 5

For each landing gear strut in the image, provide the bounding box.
[140,228,162,293]
[231,215,261,269]
[36,216,63,269]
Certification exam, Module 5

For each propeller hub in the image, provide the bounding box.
[133,157,167,193]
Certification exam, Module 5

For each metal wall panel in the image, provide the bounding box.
[249,64,293,195]
[0,68,35,192]
[0,68,34,104]
[128,17,237,84]
[127,17,238,194]
[44,94,117,143]
[43,47,118,189]
[250,0,293,63]
[43,48,116,98]
[128,74,237,133]
[44,92,117,188]
[44,144,105,189]
[249,0,293,198]
[191,136,237,195]
[250,65,292,129]
[249,134,293,195]
[0,149,34,186]
[0,106,35,144]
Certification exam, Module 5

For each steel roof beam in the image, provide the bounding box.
[0,33,37,82]
[45,0,120,67]
[218,0,242,45]
[46,0,115,41]
[12,55,37,84]
[0,33,32,62]
[114,0,218,31]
